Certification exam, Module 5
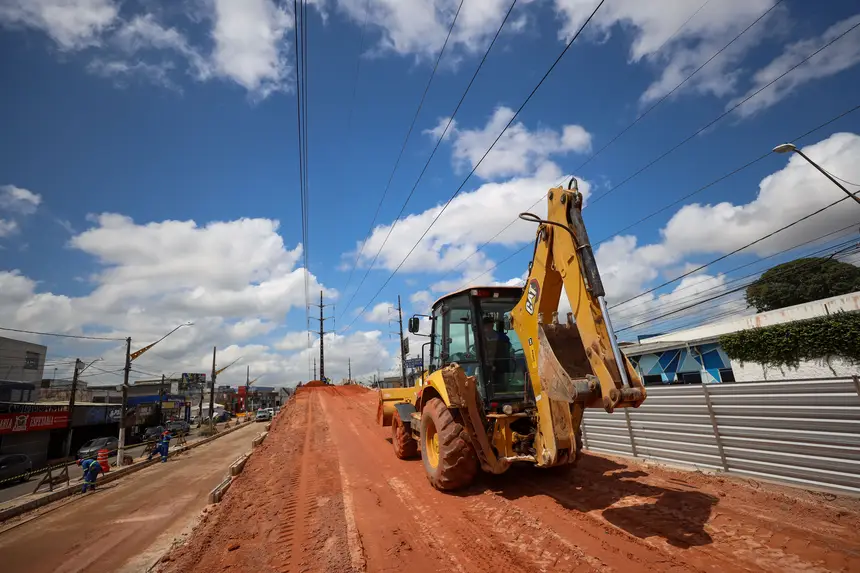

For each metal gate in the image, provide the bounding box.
[581,376,860,494]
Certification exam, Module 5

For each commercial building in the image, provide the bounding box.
[621,291,860,384]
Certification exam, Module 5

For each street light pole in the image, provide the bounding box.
[773,143,860,206]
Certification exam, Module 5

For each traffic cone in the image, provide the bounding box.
[97,448,110,472]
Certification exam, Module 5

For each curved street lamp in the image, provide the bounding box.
[773,143,860,206]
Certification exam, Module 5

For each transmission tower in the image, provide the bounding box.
[310,290,334,383]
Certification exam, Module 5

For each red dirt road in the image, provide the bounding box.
[162,386,860,573]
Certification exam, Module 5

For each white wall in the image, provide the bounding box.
[731,357,858,382]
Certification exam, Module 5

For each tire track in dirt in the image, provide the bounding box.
[159,390,354,573]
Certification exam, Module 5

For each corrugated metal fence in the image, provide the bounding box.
[581,376,860,495]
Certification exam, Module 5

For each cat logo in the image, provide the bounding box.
[525,278,540,315]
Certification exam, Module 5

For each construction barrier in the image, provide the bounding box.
[97,449,110,473]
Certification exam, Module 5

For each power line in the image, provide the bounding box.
[341,0,606,332]
[588,16,860,208]
[0,326,125,341]
[617,244,860,334]
[433,0,786,283]
[339,0,519,321]
[447,100,860,291]
[341,0,372,173]
[340,0,467,301]
[611,193,854,310]
[614,233,859,327]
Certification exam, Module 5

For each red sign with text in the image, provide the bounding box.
[0,411,69,434]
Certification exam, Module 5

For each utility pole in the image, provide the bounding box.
[310,290,333,383]
[118,337,131,467]
[397,295,407,386]
[348,357,352,385]
[246,365,250,412]
[65,359,84,457]
[313,357,317,380]
[209,346,217,429]
[158,374,165,424]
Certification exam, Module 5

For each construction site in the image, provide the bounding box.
[1,181,859,573]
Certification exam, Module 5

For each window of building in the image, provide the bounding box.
[24,351,40,370]
[719,368,735,382]
[678,371,702,384]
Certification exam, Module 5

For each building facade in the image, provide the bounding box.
[0,335,47,384]
[622,291,860,384]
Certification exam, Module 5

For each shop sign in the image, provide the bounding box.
[0,411,69,434]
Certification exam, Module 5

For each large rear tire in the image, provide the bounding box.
[419,398,478,491]
[392,414,418,459]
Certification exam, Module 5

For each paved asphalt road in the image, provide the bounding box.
[0,428,206,504]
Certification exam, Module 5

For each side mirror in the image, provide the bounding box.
[408,317,420,334]
[504,314,513,331]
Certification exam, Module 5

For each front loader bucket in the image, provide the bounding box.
[537,320,596,403]
[376,387,418,427]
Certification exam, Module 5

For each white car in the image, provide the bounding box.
[267,407,275,418]
[255,409,271,422]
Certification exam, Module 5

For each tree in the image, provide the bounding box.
[745,257,860,312]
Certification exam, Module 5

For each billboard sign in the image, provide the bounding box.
[404,358,423,369]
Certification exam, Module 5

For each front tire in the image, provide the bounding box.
[419,398,478,491]
[392,415,418,459]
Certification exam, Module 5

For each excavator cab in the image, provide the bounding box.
[415,287,530,408]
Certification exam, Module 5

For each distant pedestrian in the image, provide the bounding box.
[158,430,172,463]
[77,457,102,493]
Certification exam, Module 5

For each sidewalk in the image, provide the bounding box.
[0,419,252,522]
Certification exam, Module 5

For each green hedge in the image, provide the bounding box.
[719,311,860,368]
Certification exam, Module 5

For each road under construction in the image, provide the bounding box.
[155,385,860,573]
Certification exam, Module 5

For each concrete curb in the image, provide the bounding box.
[0,420,254,524]
[229,454,250,477]
[208,477,233,504]
[251,431,269,447]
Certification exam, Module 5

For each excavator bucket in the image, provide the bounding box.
[537,316,598,404]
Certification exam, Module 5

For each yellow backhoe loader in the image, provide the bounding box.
[378,179,647,490]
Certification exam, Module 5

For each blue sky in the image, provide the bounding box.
[1,0,859,387]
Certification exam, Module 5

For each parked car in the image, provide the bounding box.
[0,454,32,483]
[255,409,271,422]
[142,425,166,444]
[77,437,119,460]
[166,420,191,435]
[266,407,275,418]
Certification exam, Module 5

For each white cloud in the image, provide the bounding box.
[0,185,42,215]
[409,290,432,307]
[352,161,590,273]
[365,301,395,323]
[0,0,118,50]
[274,331,310,351]
[428,106,592,180]
[553,0,780,104]
[0,219,18,237]
[0,210,391,387]
[730,14,860,117]
[228,318,277,340]
[86,58,180,90]
[2,0,292,98]
[599,132,860,311]
[331,0,534,61]
[0,185,41,239]
[209,0,292,98]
